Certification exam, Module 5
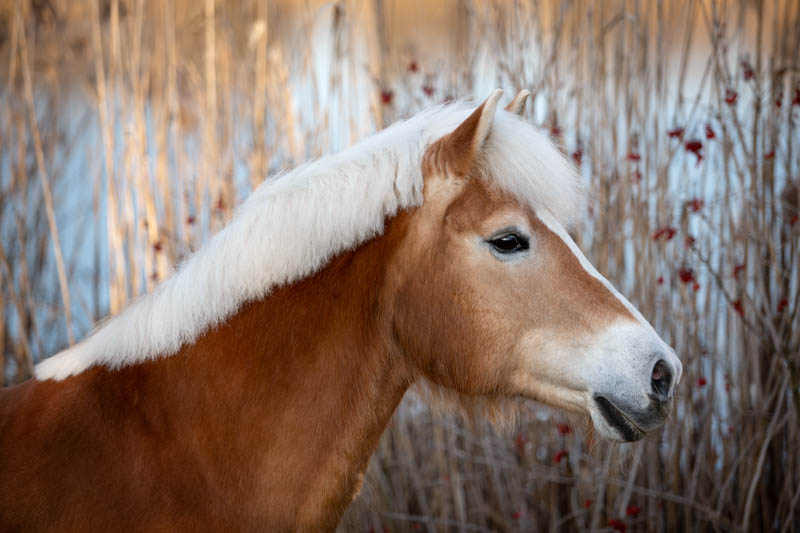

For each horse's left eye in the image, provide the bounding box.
[488,234,529,254]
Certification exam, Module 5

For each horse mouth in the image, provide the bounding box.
[594,396,646,442]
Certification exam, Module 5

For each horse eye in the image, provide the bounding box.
[488,234,529,254]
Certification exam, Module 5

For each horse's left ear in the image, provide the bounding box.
[436,89,503,176]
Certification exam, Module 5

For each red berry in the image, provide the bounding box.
[553,450,568,464]
[678,268,695,283]
[667,127,684,139]
[742,60,755,80]
[685,139,703,160]
[514,433,526,456]
[686,198,704,212]
[608,519,627,532]
[651,227,677,241]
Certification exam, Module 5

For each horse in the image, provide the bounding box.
[0,89,682,532]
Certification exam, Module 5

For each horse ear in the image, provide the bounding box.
[437,89,503,176]
[505,89,530,116]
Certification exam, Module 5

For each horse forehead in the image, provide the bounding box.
[440,177,526,224]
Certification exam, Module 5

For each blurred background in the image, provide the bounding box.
[0,0,798,531]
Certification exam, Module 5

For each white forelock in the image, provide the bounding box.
[35,100,585,380]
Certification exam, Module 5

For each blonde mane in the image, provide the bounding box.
[36,100,584,381]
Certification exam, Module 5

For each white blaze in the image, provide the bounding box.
[536,210,683,386]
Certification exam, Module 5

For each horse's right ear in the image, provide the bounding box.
[505,89,530,115]
[435,89,503,176]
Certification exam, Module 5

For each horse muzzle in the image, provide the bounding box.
[587,338,682,442]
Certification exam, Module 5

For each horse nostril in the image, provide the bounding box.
[650,360,673,403]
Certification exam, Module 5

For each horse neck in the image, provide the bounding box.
[147,211,415,525]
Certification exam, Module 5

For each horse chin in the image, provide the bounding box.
[516,389,648,442]
[585,397,659,444]
[589,396,647,442]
